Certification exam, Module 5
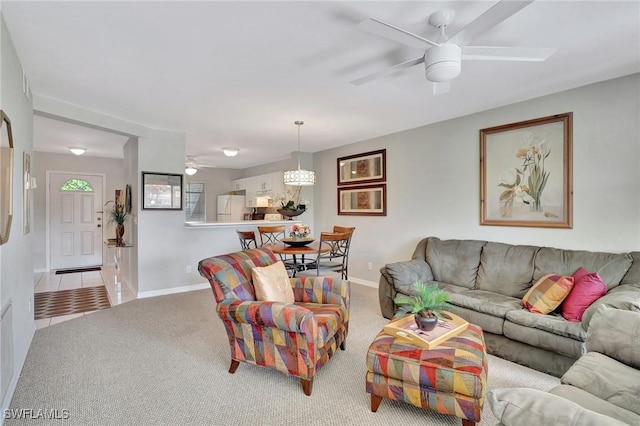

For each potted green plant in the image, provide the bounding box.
[104,200,129,246]
[393,282,452,331]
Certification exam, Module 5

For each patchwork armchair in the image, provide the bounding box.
[198,248,350,396]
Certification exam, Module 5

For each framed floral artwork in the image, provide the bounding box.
[337,149,386,186]
[480,112,573,228]
[338,184,386,216]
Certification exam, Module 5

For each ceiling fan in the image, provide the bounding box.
[351,0,555,94]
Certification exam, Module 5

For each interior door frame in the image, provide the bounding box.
[45,170,107,271]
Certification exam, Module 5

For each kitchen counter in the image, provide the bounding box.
[185,220,299,228]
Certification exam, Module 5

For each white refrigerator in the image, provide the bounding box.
[217,195,246,222]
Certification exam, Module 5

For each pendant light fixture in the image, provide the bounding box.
[185,156,199,176]
[283,120,316,186]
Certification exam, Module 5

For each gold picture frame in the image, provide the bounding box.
[480,112,573,228]
[337,184,386,216]
[337,149,386,186]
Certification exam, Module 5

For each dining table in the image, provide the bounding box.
[264,239,330,276]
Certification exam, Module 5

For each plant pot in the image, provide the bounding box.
[414,312,438,332]
[116,224,125,246]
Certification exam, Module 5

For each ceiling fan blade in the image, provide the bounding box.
[350,56,425,85]
[432,81,450,95]
[462,46,556,61]
[358,17,439,50]
[449,0,534,46]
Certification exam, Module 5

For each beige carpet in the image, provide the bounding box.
[8,284,559,425]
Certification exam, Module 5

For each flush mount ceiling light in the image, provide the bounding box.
[69,147,86,156]
[284,120,316,186]
[185,155,199,176]
[222,147,239,157]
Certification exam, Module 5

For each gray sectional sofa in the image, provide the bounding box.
[379,237,640,377]
[487,306,640,425]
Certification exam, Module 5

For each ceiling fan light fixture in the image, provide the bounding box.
[424,44,461,82]
[222,147,239,157]
[284,120,316,186]
[69,147,86,156]
[185,156,199,176]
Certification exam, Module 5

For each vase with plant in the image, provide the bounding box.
[104,200,129,246]
[393,282,452,331]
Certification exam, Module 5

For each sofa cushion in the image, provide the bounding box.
[562,352,640,416]
[505,309,587,341]
[521,274,574,314]
[581,284,640,330]
[476,242,539,298]
[425,237,486,289]
[620,251,640,286]
[503,320,586,359]
[561,272,607,322]
[550,385,640,425]
[448,290,522,319]
[488,387,629,426]
[534,247,633,290]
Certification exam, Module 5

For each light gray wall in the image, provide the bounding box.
[0,12,34,413]
[31,152,124,270]
[312,73,640,283]
[185,167,242,222]
[136,129,190,294]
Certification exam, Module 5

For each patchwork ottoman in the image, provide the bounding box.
[365,323,488,426]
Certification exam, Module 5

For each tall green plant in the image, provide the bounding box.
[393,282,451,318]
[104,201,129,225]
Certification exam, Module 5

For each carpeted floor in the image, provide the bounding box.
[34,286,111,320]
[9,284,560,425]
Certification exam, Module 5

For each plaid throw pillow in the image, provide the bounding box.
[521,273,574,314]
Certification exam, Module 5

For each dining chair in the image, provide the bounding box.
[257,225,286,245]
[236,230,257,250]
[298,231,353,280]
[197,248,350,396]
[257,225,296,274]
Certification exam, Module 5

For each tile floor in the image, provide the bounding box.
[33,267,136,329]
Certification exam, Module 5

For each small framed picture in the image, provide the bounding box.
[338,184,386,216]
[142,172,183,210]
[337,149,386,186]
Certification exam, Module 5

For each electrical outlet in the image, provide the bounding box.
[367,262,373,271]
[186,265,192,274]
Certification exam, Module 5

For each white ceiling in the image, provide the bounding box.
[3,1,639,168]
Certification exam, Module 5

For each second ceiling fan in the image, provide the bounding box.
[351,0,556,94]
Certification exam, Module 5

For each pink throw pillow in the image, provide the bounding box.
[571,266,590,282]
[561,271,608,322]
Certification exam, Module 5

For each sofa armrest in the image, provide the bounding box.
[216,299,314,333]
[585,305,640,369]
[581,284,640,330]
[378,258,434,319]
[487,388,628,426]
[383,258,434,290]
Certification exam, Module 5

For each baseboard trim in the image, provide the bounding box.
[1,325,34,426]
[137,283,209,299]
[33,268,48,274]
[349,277,378,288]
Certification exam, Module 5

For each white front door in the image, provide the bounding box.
[49,173,104,270]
